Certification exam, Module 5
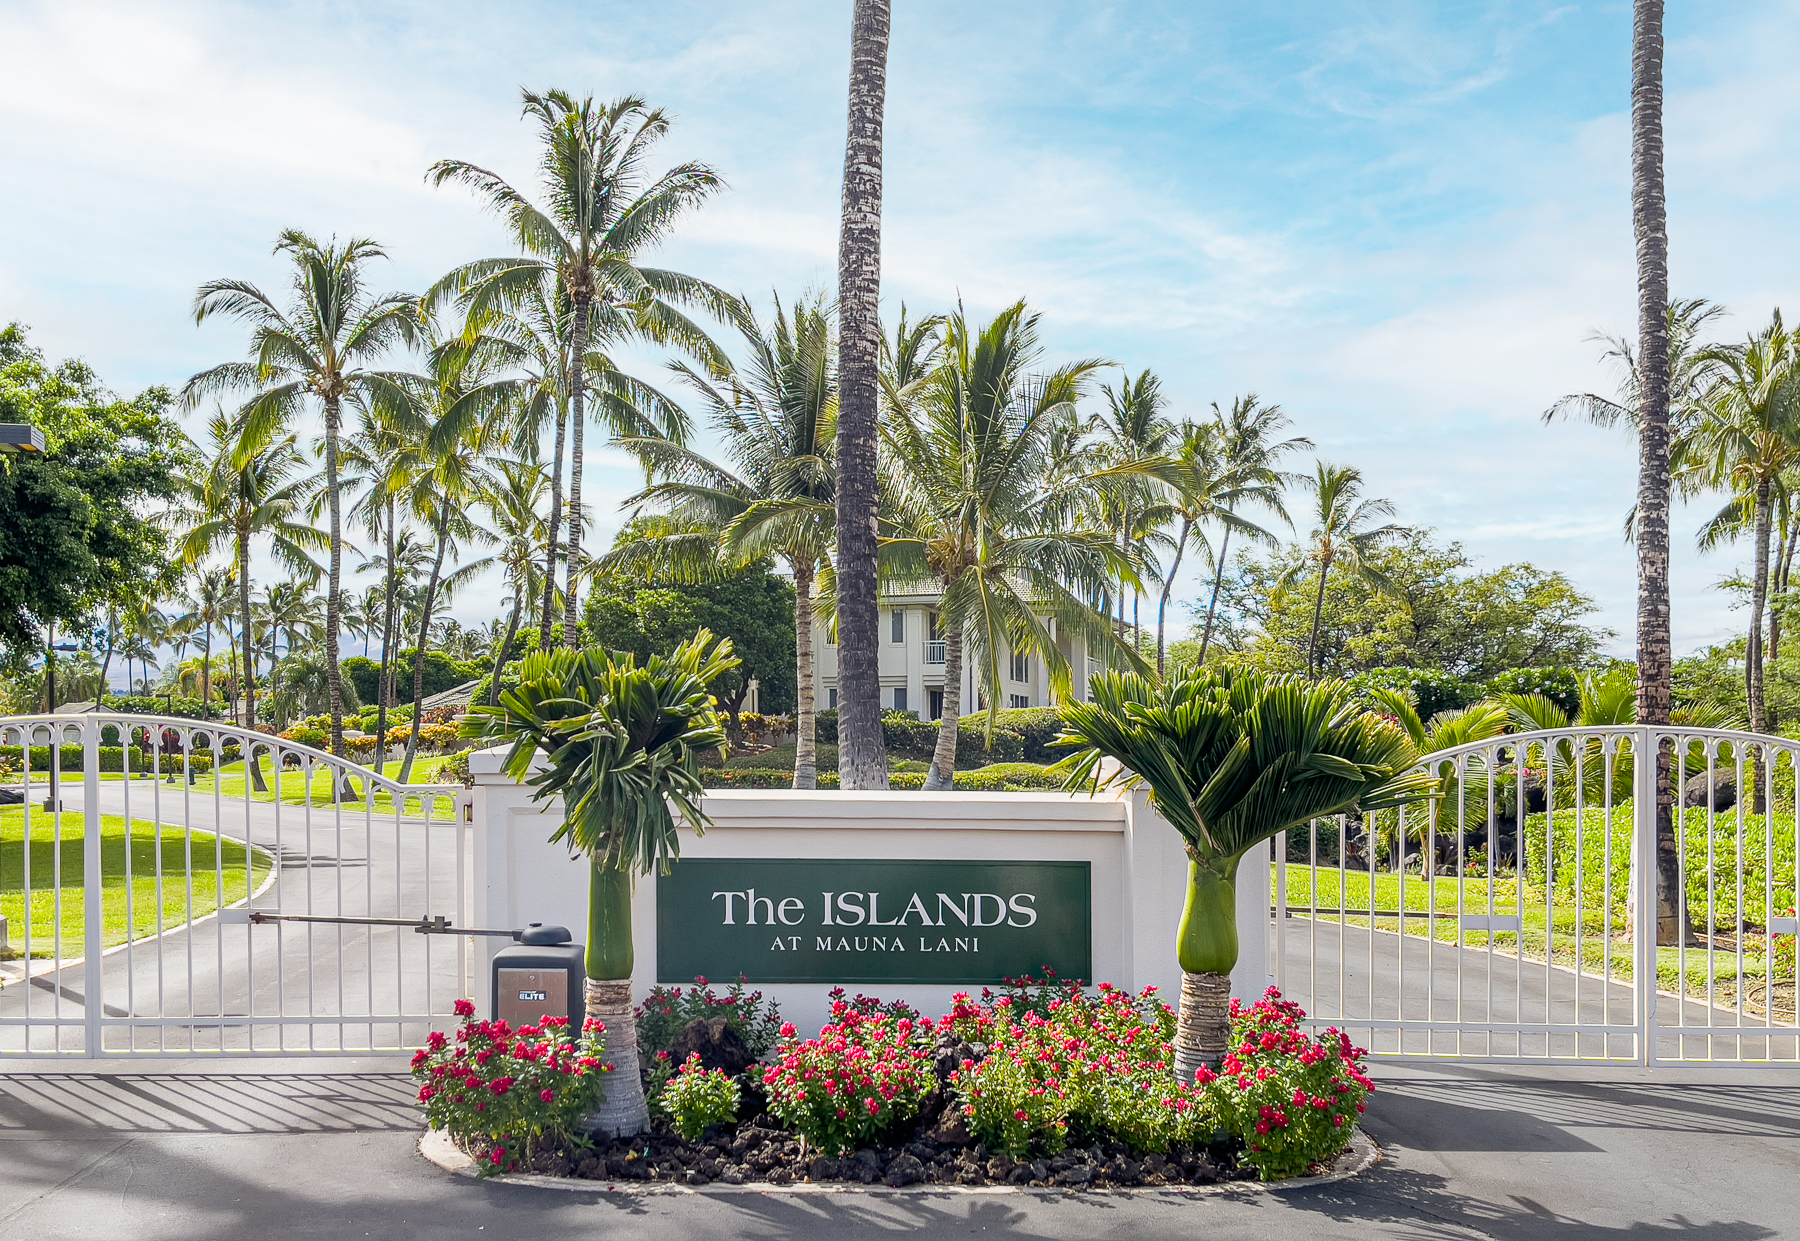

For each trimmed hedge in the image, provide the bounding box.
[803,708,1024,768]
[726,743,839,772]
[700,763,1061,793]
[981,708,1065,762]
[0,746,214,775]
[100,695,224,720]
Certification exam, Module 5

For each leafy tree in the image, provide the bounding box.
[1213,532,1610,681]
[584,563,796,739]
[0,324,189,664]
[466,631,738,1137]
[1056,668,1434,1077]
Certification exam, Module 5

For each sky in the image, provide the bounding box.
[3,0,1799,662]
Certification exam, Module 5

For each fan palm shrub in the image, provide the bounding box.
[1055,668,1436,1080]
[464,630,738,1137]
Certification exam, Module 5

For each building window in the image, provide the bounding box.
[929,688,944,720]
[927,612,940,641]
[893,687,908,713]
[891,609,905,643]
[828,688,838,709]
[1010,651,1030,683]
[1010,694,1031,710]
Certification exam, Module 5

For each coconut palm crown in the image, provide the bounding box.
[1054,667,1436,1078]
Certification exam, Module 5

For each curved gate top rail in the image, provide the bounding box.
[0,710,473,1057]
[1273,724,1800,1068]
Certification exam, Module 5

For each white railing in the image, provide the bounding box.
[925,641,947,665]
[0,712,471,1056]
[1271,725,1800,1066]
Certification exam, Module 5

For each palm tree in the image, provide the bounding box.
[1686,312,1800,737]
[1194,397,1312,667]
[1281,463,1408,676]
[1056,668,1435,1076]
[611,293,838,788]
[177,567,237,707]
[388,325,509,782]
[467,631,738,1137]
[184,230,419,759]
[483,453,552,706]
[178,410,327,742]
[356,532,432,769]
[1094,369,1174,648]
[428,90,729,649]
[880,301,1136,790]
[262,580,323,727]
[833,0,894,793]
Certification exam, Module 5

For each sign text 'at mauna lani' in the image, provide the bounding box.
[657,859,1092,986]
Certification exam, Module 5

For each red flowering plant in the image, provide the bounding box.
[946,982,1212,1158]
[1207,987,1373,1181]
[761,995,936,1154]
[411,999,614,1175]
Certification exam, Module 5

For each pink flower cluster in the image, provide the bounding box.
[761,997,935,1155]
[410,1001,613,1176]
[1210,988,1373,1181]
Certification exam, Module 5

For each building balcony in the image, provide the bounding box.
[924,640,947,665]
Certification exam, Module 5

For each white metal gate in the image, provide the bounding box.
[1272,725,1800,1065]
[0,712,470,1056]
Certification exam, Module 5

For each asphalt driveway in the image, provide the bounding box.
[0,1056,1795,1240]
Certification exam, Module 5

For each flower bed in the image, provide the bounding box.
[414,983,1372,1189]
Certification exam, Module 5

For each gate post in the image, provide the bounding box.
[82,713,103,1056]
[1631,725,1659,1066]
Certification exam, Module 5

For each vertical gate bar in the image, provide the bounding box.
[20,735,33,1048]
[274,743,286,1052]
[458,789,469,1010]
[151,730,166,1053]
[213,731,225,1036]
[1367,802,1376,1049]
[243,734,255,1051]
[1573,738,1585,1045]
[1274,830,1286,998]
[1426,793,1438,1053]
[1487,744,1497,1058]
[304,755,315,1052]
[1544,738,1557,1057]
[51,733,65,1049]
[182,732,195,1055]
[1603,739,1616,1042]
[1453,755,1466,1060]
[1307,818,1317,1025]
[1633,726,1658,1066]
[83,715,102,1055]
[1763,746,1776,1039]
[121,719,135,1051]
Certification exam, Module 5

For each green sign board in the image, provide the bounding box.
[657,858,1091,986]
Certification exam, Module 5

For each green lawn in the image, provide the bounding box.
[1,807,273,960]
[1277,863,1797,1017]
[187,755,460,820]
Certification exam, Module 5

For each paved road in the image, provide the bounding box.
[0,1056,1795,1240]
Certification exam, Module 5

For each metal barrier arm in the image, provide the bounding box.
[238,912,520,938]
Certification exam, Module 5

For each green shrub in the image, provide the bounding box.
[951,762,1064,791]
[813,709,838,745]
[1486,667,1581,718]
[635,976,785,1064]
[1346,667,1483,719]
[725,742,839,771]
[983,707,1066,762]
[761,1000,936,1155]
[0,745,212,775]
[411,1003,610,1175]
[100,695,223,720]
[657,1053,742,1140]
[945,980,1208,1157]
[1210,989,1372,1181]
[1524,804,1798,931]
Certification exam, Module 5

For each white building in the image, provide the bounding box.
[809,582,1107,719]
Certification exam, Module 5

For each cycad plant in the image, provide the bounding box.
[1363,688,1509,875]
[465,630,738,1137]
[1055,668,1435,1078]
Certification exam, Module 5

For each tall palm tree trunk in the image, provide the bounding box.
[236,527,269,792]
[1156,517,1193,678]
[1630,0,1688,940]
[540,403,567,651]
[489,597,523,709]
[1749,479,1772,735]
[375,499,397,773]
[323,395,351,798]
[399,512,452,783]
[563,303,590,650]
[1306,552,1333,676]
[792,560,818,790]
[925,627,962,791]
[201,624,212,707]
[1197,524,1232,666]
[833,0,892,792]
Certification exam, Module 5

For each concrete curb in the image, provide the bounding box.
[417,1126,1380,1197]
